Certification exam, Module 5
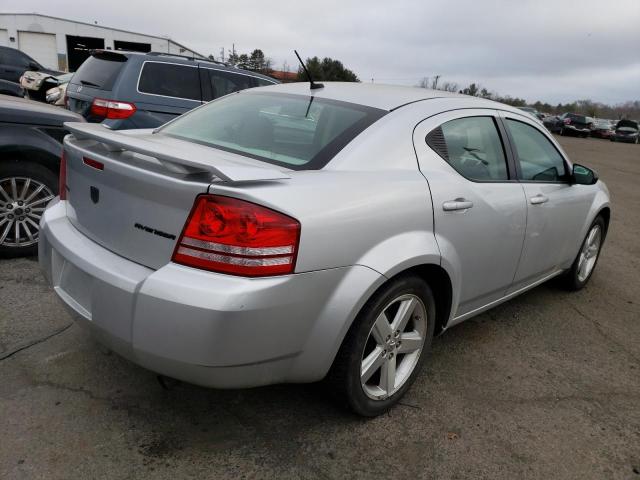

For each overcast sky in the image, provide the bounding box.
[15,0,640,104]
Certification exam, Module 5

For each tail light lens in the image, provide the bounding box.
[172,195,301,277]
[59,151,67,200]
[563,118,571,125]
[90,98,136,119]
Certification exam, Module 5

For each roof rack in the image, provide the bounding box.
[146,51,228,66]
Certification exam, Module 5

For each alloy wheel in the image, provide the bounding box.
[360,294,427,400]
[0,176,54,248]
[577,224,602,283]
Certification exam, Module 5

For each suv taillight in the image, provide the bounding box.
[59,151,67,200]
[172,195,301,277]
[90,98,136,119]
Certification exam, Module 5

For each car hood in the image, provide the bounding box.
[0,94,84,126]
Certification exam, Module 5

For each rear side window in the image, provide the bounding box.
[72,53,127,90]
[206,69,264,99]
[427,116,509,181]
[506,119,567,182]
[1,48,32,67]
[138,62,201,101]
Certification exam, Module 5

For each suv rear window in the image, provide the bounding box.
[138,62,201,101]
[160,92,386,170]
[71,52,127,90]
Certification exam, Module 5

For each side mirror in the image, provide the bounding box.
[28,61,40,71]
[572,164,598,185]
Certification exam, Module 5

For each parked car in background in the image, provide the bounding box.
[66,50,279,129]
[20,71,73,102]
[543,114,562,133]
[0,94,83,256]
[40,83,610,416]
[590,119,614,139]
[557,113,593,137]
[0,46,62,83]
[517,106,544,121]
[610,119,639,144]
[45,80,70,106]
[0,79,25,98]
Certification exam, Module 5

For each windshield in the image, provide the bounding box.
[160,92,386,170]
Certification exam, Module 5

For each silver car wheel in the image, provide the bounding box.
[577,224,602,283]
[360,294,427,400]
[0,176,54,248]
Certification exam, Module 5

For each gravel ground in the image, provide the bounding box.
[1,135,639,480]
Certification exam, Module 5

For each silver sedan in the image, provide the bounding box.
[39,82,610,416]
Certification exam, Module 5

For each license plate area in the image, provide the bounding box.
[56,258,93,320]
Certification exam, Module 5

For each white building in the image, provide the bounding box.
[0,13,206,72]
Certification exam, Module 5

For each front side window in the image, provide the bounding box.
[506,119,567,182]
[160,92,386,169]
[138,62,201,101]
[427,116,509,181]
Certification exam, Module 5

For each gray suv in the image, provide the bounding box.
[66,50,278,129]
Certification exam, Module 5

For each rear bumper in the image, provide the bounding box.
[39,200,383,388]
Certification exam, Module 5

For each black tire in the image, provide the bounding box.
[0,160,58,258]
[557,216,606,291]
[328,275,436,416]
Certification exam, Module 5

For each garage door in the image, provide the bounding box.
[0,29,8,47]
[18,31,57,69]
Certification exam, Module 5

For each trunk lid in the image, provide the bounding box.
[63,123,290,269]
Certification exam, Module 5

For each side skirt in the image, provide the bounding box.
[444,269,564,329]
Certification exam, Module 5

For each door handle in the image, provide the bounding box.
[442,198,474,211]
[530,194,549,205]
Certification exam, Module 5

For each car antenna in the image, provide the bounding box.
[294,50,324,90]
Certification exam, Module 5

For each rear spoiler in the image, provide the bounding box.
[63,122,290,183]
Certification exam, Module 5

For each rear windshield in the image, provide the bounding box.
[159,92,387,170]
[71,52,127,90]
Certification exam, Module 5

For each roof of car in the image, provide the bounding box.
[93,50,277,81]
[253,81,481,111]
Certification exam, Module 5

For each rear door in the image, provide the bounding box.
[500,112,593,291]
[414,109,527,317]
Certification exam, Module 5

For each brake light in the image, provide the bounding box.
[172,195,300,276]
[59,151,67,200]
[563,118,571,125]
[90,98,136,119]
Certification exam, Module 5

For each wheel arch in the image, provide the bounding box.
[382,263,453,336]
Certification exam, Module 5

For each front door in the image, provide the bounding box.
[499,113,593,291]
[413,110,527,317]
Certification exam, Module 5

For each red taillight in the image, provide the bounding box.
[90,98,136,119]
[172,195,300,277]
[563,118,571,125]
[59,151,67,200]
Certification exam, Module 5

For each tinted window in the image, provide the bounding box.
[72,53,127,90]
[506,119,567,182]
[255,77,276,87]
[3,48,31,68]
[428,116,508,181]
[138,62,201,100]
[207,70,257,99]
[160,92,386,170]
